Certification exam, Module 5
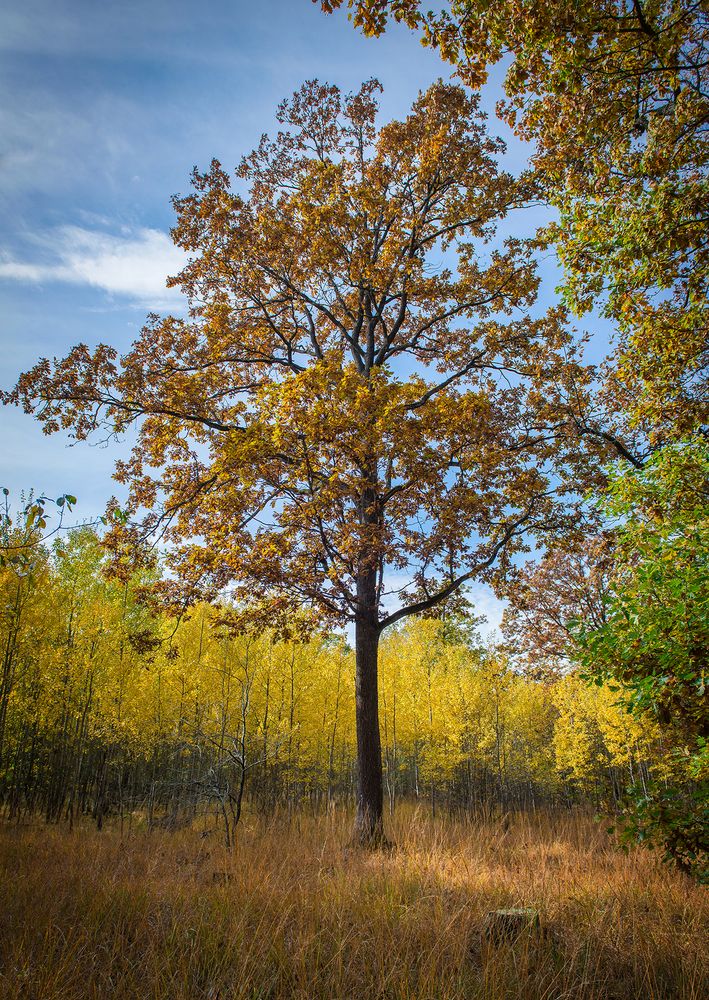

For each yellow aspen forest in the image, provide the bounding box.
[0,528,677,832]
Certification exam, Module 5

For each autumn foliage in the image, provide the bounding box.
[320,1,709,438]
[0,4,707,998]
[4,80,623,842]
[0,528,674,831]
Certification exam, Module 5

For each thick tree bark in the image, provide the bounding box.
[352,564,385,847]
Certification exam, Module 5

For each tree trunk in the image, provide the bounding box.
[352,571,385,847]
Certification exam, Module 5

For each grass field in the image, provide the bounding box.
[0,807,706,1000]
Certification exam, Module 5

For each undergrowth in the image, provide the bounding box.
[0,806,706,1000]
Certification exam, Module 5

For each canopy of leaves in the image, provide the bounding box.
[320,1,709,439]
[501,535,614,675]
[4,81,613,632]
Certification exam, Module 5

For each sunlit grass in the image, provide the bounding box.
[0,806,706,999]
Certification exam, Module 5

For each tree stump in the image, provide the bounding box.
[482,908,541,949]
[480,908,547,974]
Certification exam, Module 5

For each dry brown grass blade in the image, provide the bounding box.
[0,807,706,1000]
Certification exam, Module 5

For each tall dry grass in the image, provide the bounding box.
[0,806,706,1000]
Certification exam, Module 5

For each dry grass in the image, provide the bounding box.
[0,806,706,1000]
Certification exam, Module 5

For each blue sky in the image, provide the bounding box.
[0,0,609,635]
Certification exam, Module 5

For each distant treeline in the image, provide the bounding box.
[1,528,673,842]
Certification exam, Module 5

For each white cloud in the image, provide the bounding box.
[0,226,186,307]
[466,583,507,641]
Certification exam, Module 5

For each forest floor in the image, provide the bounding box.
[0,806,706,1000]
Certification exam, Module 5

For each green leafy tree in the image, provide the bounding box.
[576,439,709,879]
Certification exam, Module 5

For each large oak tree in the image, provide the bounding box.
[6,81,611,843]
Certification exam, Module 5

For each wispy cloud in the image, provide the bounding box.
[467,583,506,641]
[0,226,185,307]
